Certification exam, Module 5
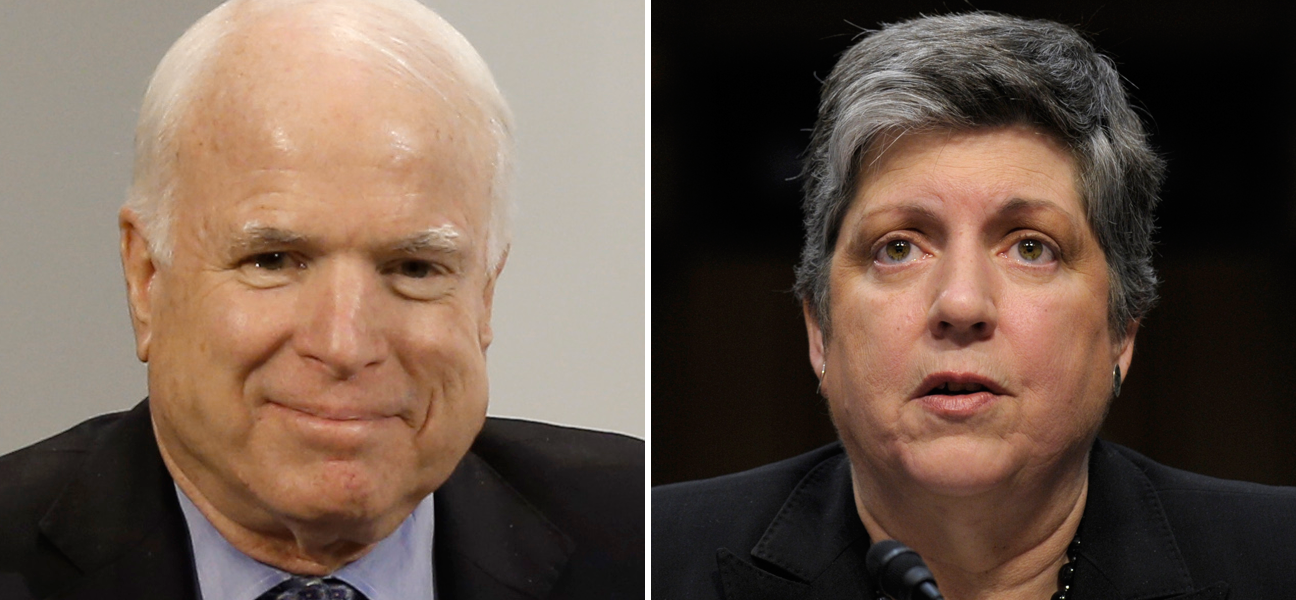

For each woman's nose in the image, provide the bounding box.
[294,262,389,379]
[927,248,998,344]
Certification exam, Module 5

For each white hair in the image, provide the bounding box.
[125,0,514,270]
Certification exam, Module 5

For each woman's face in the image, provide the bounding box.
[809,125,1135,497]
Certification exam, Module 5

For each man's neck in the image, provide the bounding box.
[176,483,438,600]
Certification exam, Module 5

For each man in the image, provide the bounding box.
[0,1,643,598]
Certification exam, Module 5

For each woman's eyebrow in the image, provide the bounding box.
[997,197,1071,218]
[858,202,941,224]
[995,197,1081,229]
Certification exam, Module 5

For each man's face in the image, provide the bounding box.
[122,34,498,548]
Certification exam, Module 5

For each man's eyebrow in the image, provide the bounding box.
[233,224,309,251]
[394,226,463,254]
[228,223,464,254]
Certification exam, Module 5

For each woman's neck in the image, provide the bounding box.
[852,453,1089,600]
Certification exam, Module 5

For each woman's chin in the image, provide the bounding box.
[896,436,1021,497]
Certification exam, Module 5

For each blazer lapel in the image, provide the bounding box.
[717,441,1234,600]
[34,400,198,600]
[716,453,873,600]
[434,450,575,600]
[1070,440,1228,600]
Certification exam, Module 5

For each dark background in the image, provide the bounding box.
[653,1,1296,485]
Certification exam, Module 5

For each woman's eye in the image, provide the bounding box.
[877,239,919,264]
[1011,238,1054,263]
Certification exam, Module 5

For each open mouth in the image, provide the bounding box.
[926,381,990,396]
[915,376,1000,418]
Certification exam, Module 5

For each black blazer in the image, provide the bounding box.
[653,440,1296,600]
[0,400,643,600]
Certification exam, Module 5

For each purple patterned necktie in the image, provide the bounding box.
[255,576,369,600]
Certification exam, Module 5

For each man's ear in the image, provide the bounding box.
[803,300,827,379]
[120,207,158,363]
[477,245,509,352]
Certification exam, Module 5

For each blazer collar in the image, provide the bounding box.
[37,399,199,600]
[717,451,874,600]
[434,448,575,600]
[1072,440,1225,600]
[716,442,1227,600]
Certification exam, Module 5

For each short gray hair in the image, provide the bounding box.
[125,0,514,270]
[794,12,1164,339]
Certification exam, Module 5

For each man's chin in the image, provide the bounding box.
[255,466,420,540]
[273,494,414,549]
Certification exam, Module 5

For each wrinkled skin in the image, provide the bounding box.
[120,13,500,574]
[807,126,1135,599]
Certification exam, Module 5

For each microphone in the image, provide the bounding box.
[865,540,944,600]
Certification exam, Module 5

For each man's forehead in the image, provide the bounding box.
[180,7,488,159]
[172,28,493,200]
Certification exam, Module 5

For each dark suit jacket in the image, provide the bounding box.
[0,400,643,600]
[653,440,1296,600]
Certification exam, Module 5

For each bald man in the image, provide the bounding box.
[0,1,642,599]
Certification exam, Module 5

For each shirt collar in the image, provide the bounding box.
[175,485,436,600]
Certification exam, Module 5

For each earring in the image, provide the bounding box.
[1112,365,1122,398]
[817,361,827,396]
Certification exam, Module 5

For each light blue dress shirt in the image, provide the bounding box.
[175,486,436,600]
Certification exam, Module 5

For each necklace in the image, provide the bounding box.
[1050,535,1080,600]
[870,532,1081,600]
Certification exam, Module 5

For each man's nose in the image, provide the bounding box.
[295,261,388,379]
[926,246,998,345]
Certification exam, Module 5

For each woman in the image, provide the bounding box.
[653,12,1296,600]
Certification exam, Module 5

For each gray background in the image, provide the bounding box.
[0,0,645,454]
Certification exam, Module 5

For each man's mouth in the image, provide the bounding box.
[269,400,399,423]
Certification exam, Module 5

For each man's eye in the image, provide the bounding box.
[249,252,293,271]
[1010,238,1054,263]
[237,252,304,287]
[876,239,919,264]
[393,260,436,279]
[386,260,452,300]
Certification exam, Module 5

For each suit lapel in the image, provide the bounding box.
[434,450,574,600]
[28,403,580,600]
[34,400,198,600]
[1073,441,1229,600]
[716,452,873,600]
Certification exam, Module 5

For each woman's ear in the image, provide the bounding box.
[804,301,827,380]
[1116,319,1139,384]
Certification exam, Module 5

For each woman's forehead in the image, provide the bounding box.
[846,127,1083,225]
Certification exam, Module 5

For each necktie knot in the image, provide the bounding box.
[257,576,368,600]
